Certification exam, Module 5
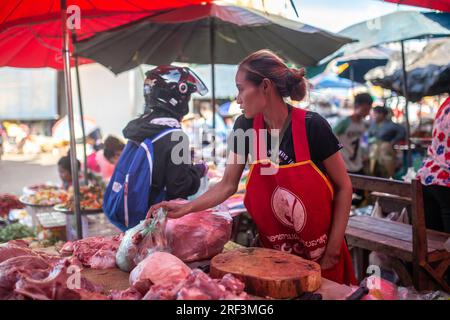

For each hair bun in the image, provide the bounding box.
[287,67,307,101]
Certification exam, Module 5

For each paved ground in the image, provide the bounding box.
[0,152,61,195]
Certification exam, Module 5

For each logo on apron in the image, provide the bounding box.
[271,187,307,233]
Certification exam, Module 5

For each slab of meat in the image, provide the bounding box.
[116,208,232,271]
[176,269,247,300]
[0,255,50,300]
[110,287,143,300]
[0,242,38,264]
[140,270,247,301]
[60,236,121,269]
[13,260,106,300]
[219,273,246,295]
[129,251,191,289]
[142,283,182,300]
[166,210,232,262]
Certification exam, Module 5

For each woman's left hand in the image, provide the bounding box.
[319,248,341,270]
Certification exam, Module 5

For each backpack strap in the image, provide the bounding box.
[138,128,183,208]
[151,128,182,143]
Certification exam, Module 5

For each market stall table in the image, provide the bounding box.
[52,241,353,300]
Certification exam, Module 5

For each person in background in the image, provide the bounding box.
[98,135,125,181]
[417,97,450,233]
[104,65,209,230]
[333,93,373,205]
[58,153,81,190]
[368,106,406,177]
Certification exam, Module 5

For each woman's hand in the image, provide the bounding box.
[147,200,193,219]
[319,247,341,270]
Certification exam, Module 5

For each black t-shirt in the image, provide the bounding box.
[230,108,342,174]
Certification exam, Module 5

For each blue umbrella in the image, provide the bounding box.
[310,73,359,90]
[218,100,241,117]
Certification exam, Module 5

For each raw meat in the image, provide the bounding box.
[219,273,246,295]
[166,210,232,262]
[129,252,191,288]
[110,287,143,300]
[0,242,38,263]
[60,236,121,269]
[140,270,247,301]
[127,251,247,301]
[0,255,50,300]
[176,269,247,300]
[142,284,181,300]
[116,208,232,271]
[13,260,106,300]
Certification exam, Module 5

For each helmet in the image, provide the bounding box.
[143,65,208,118]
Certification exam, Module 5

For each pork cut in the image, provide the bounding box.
[129,251,191,288]
[166,210,232,262]
[176,269,247,300]
[60,235,121,269]
[0,242,38,263]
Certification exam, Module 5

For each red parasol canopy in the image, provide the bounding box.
[0,0,213,69]
[383,0,450,12]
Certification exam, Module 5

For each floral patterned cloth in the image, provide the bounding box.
[417,97,450,187]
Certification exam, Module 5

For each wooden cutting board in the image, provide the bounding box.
[210,247,321,299]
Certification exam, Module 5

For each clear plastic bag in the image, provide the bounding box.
[115,208,168,272]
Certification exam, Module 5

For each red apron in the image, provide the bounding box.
[243,108,356,285]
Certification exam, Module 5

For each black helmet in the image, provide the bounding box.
[143,65,208,118]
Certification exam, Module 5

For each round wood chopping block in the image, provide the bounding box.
[210,247,321,299]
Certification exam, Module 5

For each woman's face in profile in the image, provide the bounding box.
[235,69,265,119]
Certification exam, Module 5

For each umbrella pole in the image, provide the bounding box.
[400,41,412,168]
[72,32,89,185]
[61,0,83,239]
[209,17,216,164]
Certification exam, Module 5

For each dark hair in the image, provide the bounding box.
[58,152,81,173]
[103,135,125,161]
[373,106,389,116]
[354,93,373,107]
[238,49,307,101]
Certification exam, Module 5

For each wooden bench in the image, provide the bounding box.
[346,174,450,292]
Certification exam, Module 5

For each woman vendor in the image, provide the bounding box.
[150,50,356,285]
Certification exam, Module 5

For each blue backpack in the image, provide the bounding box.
[103,128,181,231]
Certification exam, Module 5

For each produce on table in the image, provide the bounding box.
[61,185,103,211]
[21,189,68,206]
[26,184,59,193]
[0,194,25,218]
[0,223,35,243]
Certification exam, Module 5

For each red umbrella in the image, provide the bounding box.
[383,0,450,12]
[0,0,213,239]
[0,0,212,68]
